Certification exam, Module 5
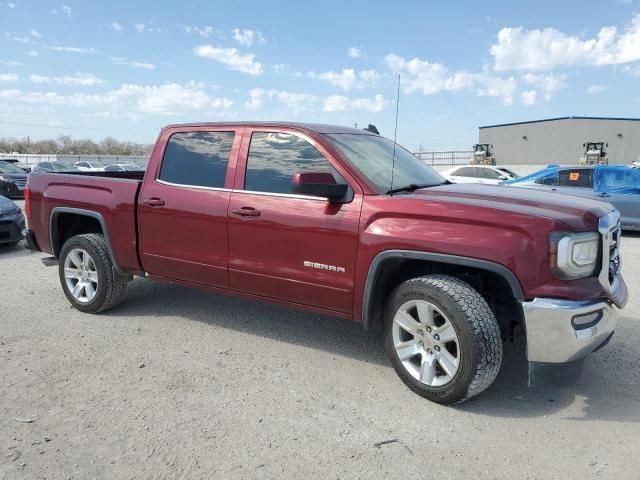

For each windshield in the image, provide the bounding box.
[0,162,26,174]
[323,134,444,194]
[497,167,519,178]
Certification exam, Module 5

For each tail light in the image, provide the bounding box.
[24,186,31,218]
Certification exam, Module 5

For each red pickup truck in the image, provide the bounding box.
[25,122,628,404]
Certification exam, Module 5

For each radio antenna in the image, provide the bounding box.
[389,74,401,195]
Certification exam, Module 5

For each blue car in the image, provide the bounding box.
[506,165,640,231]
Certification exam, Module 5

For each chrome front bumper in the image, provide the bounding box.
[522,278,627,363]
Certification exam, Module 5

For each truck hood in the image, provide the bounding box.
[409,183,612,230]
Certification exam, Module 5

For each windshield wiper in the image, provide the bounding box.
[386,182,443,195]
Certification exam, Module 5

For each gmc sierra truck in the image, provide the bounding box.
[24,122,628,404]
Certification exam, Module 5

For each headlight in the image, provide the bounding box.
[0,175,11,182]
[549,231,600,279]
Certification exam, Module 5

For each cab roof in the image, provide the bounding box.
[162,121,377,136]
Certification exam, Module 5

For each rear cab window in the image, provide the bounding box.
[159,131,235,188]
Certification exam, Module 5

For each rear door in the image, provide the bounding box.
[138,127,242,287]
[227,128,362,313]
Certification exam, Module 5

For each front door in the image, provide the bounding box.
[228,129,362,313]
[138,128,242,287]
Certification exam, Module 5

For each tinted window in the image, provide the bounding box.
[456,167,482,177]
[535,171,559,186]
[104,165,121,171]
[482,168,502,180]
[323,134,443,194]
[76,162,89,167]
[558,169,593,188]
[159,131,234,188]
[245,132,341,194]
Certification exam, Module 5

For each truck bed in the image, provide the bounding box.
[27,171,144,274]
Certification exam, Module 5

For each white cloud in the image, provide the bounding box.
[46,45,98,54]
[29,29,42,38]
[384,53,517,105]
[194,44,263,75]
[521,90,537,105]
[110,22,123,31]
[0,60,25,66]
[323,94,388,112]
[183,25,216,38]
[5,32,30,43]
[0,73,19,82]
[110,57,156,70]
[587,84,607,94]
[29,72,104,86]
[133,23,164,33]
[347,46,364,59]
[27,50,38,57]
[51,5,71,16]
[0,82,234,116]
[521,73,566,100]
[308,68,380,91]
[491,13,640,71]
[7,2,15,7]
[232,28,265,47]
[245,88,319,113]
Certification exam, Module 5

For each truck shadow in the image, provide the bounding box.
[108,277,640,422]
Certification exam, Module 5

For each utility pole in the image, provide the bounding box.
[353,121,358,129]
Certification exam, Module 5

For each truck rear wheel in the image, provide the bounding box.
[58,233,128,313]
[384,274,502,404]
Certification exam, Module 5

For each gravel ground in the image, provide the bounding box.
[1,200,638,479]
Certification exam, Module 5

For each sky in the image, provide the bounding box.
[1,0,640,150]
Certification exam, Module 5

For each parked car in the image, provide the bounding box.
[0,160,29,198]
[440,165,519,184]
[506,165,640,230]
[32,161,77,173]
[74,161,105,171]
[0,194,25,246]
[0,158,31,173]
[25,122,627,404]
[103,163,145,172]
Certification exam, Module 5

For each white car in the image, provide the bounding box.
[441,165,520,185]
[74,161,105,171]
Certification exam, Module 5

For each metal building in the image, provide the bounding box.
[478,116,640,166]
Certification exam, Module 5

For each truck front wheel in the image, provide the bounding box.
[58,233,128,314]
[384,274,502,404]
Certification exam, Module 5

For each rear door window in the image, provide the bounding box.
[455,167,482,177]
[159,131,235,188]
[558,169,593,188]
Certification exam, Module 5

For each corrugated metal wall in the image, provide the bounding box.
[478,118,640,166]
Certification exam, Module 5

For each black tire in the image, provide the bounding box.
[58,233,128,313]
[384,274,502,404]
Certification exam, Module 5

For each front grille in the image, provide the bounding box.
[598,211,622,292]
[13,178,27,188]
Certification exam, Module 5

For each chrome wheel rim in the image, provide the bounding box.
[392,299,461,387]
[64,248,98,303]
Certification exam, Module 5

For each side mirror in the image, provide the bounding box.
[498,174,508,180]
[291,172,348,202]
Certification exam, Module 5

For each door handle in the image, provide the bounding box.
[231,207,261,217]
[596,192,611,198]
[143,197,165,207]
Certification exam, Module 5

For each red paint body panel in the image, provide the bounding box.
[25,122,618,324]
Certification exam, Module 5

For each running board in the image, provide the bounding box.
[41,256,58,267]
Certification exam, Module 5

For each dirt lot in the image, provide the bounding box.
[1,201,639,479]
